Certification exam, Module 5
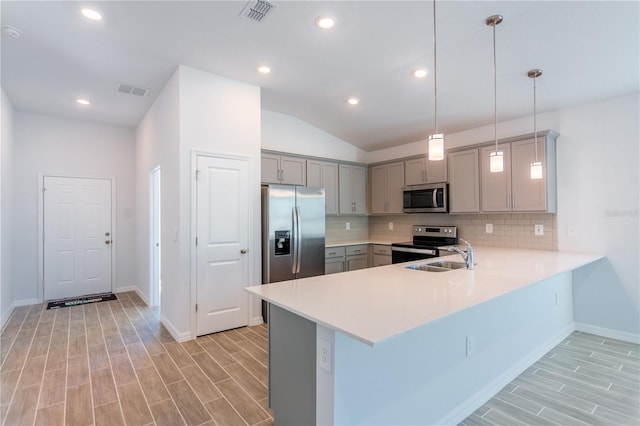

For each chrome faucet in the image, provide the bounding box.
[447,238,475,270]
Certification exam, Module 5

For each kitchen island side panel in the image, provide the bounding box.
[269,304,317,425]
[332,271,574,426]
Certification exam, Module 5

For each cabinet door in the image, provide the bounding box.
[387,162,405,213]
[322,162,339,215]
[448,149,480,213]
[511,138,547,211]
[280,156,306,186]
[480,143,511,212]
[372,254,391,267]
[325,259,344,275]
[261,154,281,184]
[370,165,388,213]
[404,158,426,185]
[425,156,447,183]
[338,164,353,214]
[352,166,367,214]
[306,160,322,188]
[346,254,368,271]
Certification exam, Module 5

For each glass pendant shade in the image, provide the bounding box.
[428,133,444,161]
[489,151,504,173]
[530,161,543,179]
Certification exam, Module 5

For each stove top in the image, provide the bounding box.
[392,225,458,249]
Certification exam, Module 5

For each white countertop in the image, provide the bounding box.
[246,247,604,346]
[325,240,396,248]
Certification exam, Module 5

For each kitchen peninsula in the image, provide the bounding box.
[246,247,603,425]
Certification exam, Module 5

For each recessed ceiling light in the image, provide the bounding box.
[81,8,102,21]
[76,99,90,105]
[257,65,271,74]
[315,15,336,29]
[413,68,429,78]
[347,97,359,106]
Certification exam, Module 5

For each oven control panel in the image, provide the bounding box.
[412,226,457,238]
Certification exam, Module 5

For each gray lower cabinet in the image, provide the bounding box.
[372,244,392,267]
[325,246,346,275]
[346,245,369,271]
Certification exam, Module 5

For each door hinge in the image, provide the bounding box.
[195,304,198,312]
[196,169,202,180]
[195,237,198,246]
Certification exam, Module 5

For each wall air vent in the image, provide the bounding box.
[118,83,149,97]
[240,0,276,22]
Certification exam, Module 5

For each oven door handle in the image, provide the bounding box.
[391,246,437,256]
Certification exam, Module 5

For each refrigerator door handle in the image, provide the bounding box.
[294,206,302,274]
[291,207,298,274]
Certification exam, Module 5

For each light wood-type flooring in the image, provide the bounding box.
[2,291,639,426]
[1,291,272,426]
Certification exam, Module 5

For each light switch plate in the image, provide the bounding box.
[389,222,394,230]
[485,224,493,234]
[534,224,544,236]
[346,222,350,231]
[318,338,332,372]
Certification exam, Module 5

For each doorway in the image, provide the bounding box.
[150,166,162,311]
[43,176,112,300]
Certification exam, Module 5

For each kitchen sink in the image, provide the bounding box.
[405,260,468,272]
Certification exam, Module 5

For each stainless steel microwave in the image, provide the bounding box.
[402,183,448,213]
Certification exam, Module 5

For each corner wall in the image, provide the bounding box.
[1,90,14,326]
[11,113,137,304]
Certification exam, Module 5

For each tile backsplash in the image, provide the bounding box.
[339,213,556,250]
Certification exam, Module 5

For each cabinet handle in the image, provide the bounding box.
[328,251,336,255]
[512,194,516,209]
[353,250,361,253]
[507,194,510,208]
[423,170,427,182]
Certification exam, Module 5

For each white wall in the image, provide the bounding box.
[365,93,640,337]
[12,113,137,303]
[262,110,367,163]
[1,90,14,326]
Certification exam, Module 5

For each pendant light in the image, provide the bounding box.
[486,15,503,173]
[528,69,543,179]
[428,0,444,161]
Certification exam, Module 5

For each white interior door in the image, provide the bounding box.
[196,156,249,335]
[44,176,112,300]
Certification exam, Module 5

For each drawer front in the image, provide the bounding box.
[346,255,368,271]
[325,246,346,259]
[372,244,391,255]
[346,244,369,256]
[373,253,392,267]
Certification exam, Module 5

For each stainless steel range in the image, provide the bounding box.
[391,225,458,264]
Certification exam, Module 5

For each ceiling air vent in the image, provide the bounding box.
[240,0,276,22]
[118,83,149,97]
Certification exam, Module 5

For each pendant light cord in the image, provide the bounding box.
[533,76,538,161]
[433,0,438,134]
[492,23,498,151]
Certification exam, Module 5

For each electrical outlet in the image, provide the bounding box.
[555,291,558,306]
[567,225,577,237]
[485,223,493,234]
[466,336,474,357]
[534,224,544,236]
[389,222,394,231]
[318,338,332,372]
[346,222,350,231]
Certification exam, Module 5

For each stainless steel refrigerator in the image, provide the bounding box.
[261,185,325,319]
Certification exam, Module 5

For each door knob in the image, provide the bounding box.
[105,232,110,236]
[105,240,111,245]
[240,249,248,254]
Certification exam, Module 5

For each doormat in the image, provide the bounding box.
[46,293,117,310]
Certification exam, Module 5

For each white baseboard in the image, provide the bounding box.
[14,298,41,307]
[1,304,15,330]
[575,322,640,344]
[249,315,264,327]
[161,314,192,343]
[438,323,575,426]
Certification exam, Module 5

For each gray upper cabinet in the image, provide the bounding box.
[404,156,447,186]
[480,135,556,212]
[261,153,306,185]
[307,160,339,215]
[370,162,405,214]
[448,149,481,213]
[339,164,367,214]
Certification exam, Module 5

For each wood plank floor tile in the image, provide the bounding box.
[593,404,640,425]
[136,366,170,404]
[126,341,153,370]
[88,343,110,371]
[0,369,21,406]
[149,398,187,426]
[192,351,229,383]
[536,406,591,426]
[142,336,166,356]
[200,340,236,366]
[34,402,65,426]
[34,322,53,338]
[86,327,104,346]
[179,364,222,404]
[27,336,51,359]
[45,344,68,372]
[204,397,248,426]
[224,362,268,401]
[163,342,194,368]
[482,407,528,426]
[104,333,126,356]
[68,334,87,357]
[223,329,249,344]
[94,400,125,426]
[231,350,268,383]
[50,327,69,348]
[180,340,204,355]
[17,355,46,390]
[485,397,553,426]
[166,380,212,425]
[236,340,268,366]
[39,367,66,407]
[91,367,118,406]
[493,389,543,416]
[67,354,90,387]
[560,383,640,418]
[66,382,93,426]
[151,352,184,385]
[110,353,137,386]
[1,344,28,372]
[242,331,267,349]
[69,320,86,337]
[210,332,242,353]
[117,381,154,425]
[216,378,270,425]
[118,324,140,345]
